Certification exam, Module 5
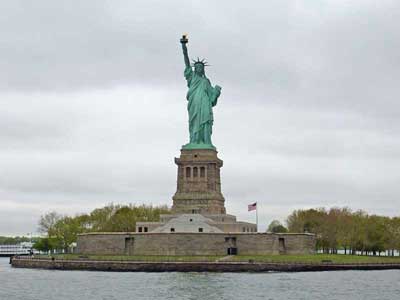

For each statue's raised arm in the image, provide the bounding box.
[180,34,190,68]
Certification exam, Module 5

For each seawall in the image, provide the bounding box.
[11,257,400,273]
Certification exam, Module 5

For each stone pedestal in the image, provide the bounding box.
[172,149,226,214]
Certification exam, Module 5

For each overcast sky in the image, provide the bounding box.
[1,0,399,235]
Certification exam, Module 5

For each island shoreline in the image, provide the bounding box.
[11,257,400,273]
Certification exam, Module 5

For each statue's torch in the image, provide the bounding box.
[180,34,188,44]
[180,34,190,68]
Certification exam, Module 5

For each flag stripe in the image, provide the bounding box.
[248,202,257,211]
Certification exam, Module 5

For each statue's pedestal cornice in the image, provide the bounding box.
[181,143,216,150]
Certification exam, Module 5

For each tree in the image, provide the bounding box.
[88,203,169,232]
[89,204,117,232]
[38,211,62,236]
[267,220,288,233]
[33,237,57,253]
[52,216,87,252]
[287,208,327,251]
[364,215,386,255]
[336,207,353,254]
[385,217,400,256]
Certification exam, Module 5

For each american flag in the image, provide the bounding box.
[248,202,257,211]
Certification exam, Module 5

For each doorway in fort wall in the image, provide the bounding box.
[278,237,286,254]
[225,236,238,255]
[125,237,135,256]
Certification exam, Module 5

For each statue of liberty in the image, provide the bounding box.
[180,35,221,150]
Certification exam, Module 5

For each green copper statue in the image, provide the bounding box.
[180,34,221,150]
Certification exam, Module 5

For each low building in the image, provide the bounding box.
[136,214,256,234]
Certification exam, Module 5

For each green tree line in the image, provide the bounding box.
[35,203,169,253]
[0,236,32,245]
[286,207,400,256]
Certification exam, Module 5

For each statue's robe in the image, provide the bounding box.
[184,66,220,145]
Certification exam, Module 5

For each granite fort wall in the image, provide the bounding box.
[77,233,127,255]
[77,233,315,256]
[11,258,400,272]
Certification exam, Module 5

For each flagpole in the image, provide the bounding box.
[256,202,258,232]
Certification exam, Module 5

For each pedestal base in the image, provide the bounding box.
[172,149,226,214]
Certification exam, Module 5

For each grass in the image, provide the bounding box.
[228,254,400,264]
[34,253,400,264]
[35,254,222,262]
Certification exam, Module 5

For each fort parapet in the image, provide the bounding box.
[77,232,315,256]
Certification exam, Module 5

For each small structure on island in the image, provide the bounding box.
[77,35,315,256]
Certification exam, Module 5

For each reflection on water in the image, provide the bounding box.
[1,258,399,300]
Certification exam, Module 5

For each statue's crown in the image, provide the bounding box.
[191,57,210,67]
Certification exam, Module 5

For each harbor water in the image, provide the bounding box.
[1,258,399,300]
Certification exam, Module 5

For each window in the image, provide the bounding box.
[186,167,191,178]
[200,167,205,178]
[242,227,246,232]
[225,237,230,242]
[144,227,148,232]
[198,228,203,232]
[138,227,142,232]
[193,167,198,177]
[192,209,195,214]
[189,219,193,222]
[170,228,175,232]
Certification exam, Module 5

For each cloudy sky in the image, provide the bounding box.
[1,0,399,235]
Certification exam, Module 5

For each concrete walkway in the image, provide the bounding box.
[215,255,233,262]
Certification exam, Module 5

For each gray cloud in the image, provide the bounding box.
[0,1,399,235]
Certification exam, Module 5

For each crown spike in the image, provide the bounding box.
[190,57,210,67]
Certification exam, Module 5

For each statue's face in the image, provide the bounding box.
[194,63,204,75]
